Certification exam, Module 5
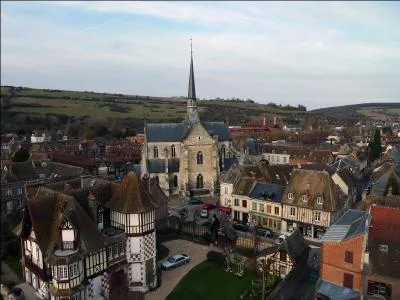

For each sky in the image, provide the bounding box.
[1,1,400,109]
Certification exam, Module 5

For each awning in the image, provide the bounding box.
[219,206,232,213]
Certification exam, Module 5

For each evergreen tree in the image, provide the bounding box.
[384,173,400,195]
[369,129,382,161]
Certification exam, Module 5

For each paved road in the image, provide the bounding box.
[145,239,222,300]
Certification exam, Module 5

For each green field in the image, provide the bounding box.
[166,261,255,300]
[357,108,400,121]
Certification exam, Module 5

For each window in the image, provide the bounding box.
[274,207,279,215]
[290,207,296,216]
[197,151,203,164]
[379,244,388,253]
[153,146,159,158]
[343,273,354,289]
[317,197,323,205]
[171,145,176,158]
[58,266,68,280]
[288,193,293,200]
[252,202,257,210]
[283,157,287,163]
[259,204,264,212]
[242,200,247,208]
[301,195,307,202]
[196,174,203,189]
[6,188,12,196]
[267,205,271,214]
[221,145,226,160]
[345,251,353,264]
[173,175,178,187]
[368,281,392,298]
[69,263,79,278]
[113,244,118,257]
[224,187,228,194]
[234,199,239,206]
[118,242,124,255]
[315,211,321,221]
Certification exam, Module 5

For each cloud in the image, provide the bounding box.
[1,1,400,109]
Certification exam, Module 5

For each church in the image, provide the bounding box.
[141,46,234,197]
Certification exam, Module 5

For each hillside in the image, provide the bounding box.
[1,86,313,137]
[312,103,400,122]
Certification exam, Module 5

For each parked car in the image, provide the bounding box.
[255,228,273,238]
[233,223,250,233]
[276,234,287,244]
[200,203,217,218]
[188,199,204,205]
[199,220,213,228]
[161,254,190,270]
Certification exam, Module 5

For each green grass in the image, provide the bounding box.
[5,257,23,280]
[166,260,255,300]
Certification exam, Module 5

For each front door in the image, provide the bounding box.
[109,269,128,300]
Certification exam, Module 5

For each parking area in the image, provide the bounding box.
[145,239,222,300]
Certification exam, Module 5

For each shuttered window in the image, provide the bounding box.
[345,251,353,264]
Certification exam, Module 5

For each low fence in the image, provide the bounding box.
[155,217,274,254]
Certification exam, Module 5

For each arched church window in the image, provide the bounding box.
[171,145,176,158]
[173,175,178,187]
[196,174,203,189]
[197,151,203,164]
[153,146,159,158]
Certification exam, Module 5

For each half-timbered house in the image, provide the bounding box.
[18,172,158,299]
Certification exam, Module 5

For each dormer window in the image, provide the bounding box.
[61,219,76,250]
[288,193,293,200]
[302,195,307,202]
[317,197,323,205]
[379,244,388,253]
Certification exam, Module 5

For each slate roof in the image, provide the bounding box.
[233,177,255,196]
[366,205,400,278]
[222,157,238,171]
[282,169,346,212]
[316,280,360,300]
[145,122,231,143]
[321,209,369,241]
[168,158,180,173]
[336,167,358,189]
[245,138,262,155]
[148,159,165,173]
[249,183,285,203]
[105,172,158,213]
[371,164,400,196]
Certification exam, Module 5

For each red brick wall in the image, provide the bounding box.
[321,234,366,291]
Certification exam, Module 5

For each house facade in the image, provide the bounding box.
[19,172,158,299]
[141,48,233,197]
[281,169,346,239]
[317,210,369,299]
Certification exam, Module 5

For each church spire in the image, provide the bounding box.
[184,38,200,127]
[188,38,196,100]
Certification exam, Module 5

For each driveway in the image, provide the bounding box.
[145,239,222,300]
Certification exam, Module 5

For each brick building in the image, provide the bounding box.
[317,209,369,299]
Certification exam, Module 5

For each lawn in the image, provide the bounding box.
[166,260,255,300]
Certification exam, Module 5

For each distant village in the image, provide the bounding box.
[1,52,400,300]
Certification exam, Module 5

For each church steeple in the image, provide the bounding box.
[188,39,196,100]
[184,38,200,127]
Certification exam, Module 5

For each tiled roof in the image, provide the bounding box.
[145,122,231,142]
[282,169,346,212]
[321,209,369,241]
[249,183,285,203]
[105,172,157,213]
[367,205,400,278]
[222,157,238,171]
[25,187,108,258]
